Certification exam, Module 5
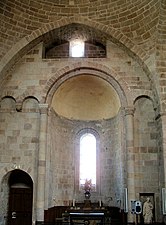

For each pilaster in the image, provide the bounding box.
[124,106,135,222]
[36,104,48,222]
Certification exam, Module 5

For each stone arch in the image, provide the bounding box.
[45,61,130,108]
[0,96,16,111]
[76,127,100,139]
[16,91,40,104]
[133,90,154,103]
[14,93,40,112]
[22,96,40,112]
[0,16,150,85]
[1,167,34,188]
[0,91,15,100]
[134,94,156,111]
[8,169,33,188]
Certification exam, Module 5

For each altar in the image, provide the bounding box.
[62,200,111,225]
[44,202,126,225]
[68,212,105,225]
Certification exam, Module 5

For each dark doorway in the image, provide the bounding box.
[7,170,33,225]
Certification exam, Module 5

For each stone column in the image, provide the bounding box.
[157,113,166,186]
[36,104,48,222]
[124,107,135,223]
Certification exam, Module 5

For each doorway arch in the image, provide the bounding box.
[7,170,33,225]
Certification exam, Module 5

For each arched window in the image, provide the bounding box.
[79,133,96,190]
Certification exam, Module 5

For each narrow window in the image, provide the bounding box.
[79,133,96,190]
[70,40,84,57]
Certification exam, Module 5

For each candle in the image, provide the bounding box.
[99,200,101,207]
[73,199,75,207]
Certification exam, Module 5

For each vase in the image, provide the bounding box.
[84,190,91,199]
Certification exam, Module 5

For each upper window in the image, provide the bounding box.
[45,40,106,59]
[44,23,107,59]
[79,133,96,190]
[70,40,85,57]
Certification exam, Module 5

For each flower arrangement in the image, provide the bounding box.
[84,179,92,199]
[84,179,92,192]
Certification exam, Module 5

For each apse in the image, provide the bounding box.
[51,74,121,121]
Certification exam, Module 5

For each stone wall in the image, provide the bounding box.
[134,97,160,220]
[0,40,150,103]
[0,97,40,173]
[0,97,40,224]
[0,8,163,223]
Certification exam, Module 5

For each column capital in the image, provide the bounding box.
[39,104,49,114]
[124,106,135,116]
[16,102,22,112]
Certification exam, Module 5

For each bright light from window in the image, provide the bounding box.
[80,133,96,189]
[70,40,84,57]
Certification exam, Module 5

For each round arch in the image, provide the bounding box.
[76,127,100,142]
[134,95,154,105]
[45,63,129,109]
[134,94,156,111]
